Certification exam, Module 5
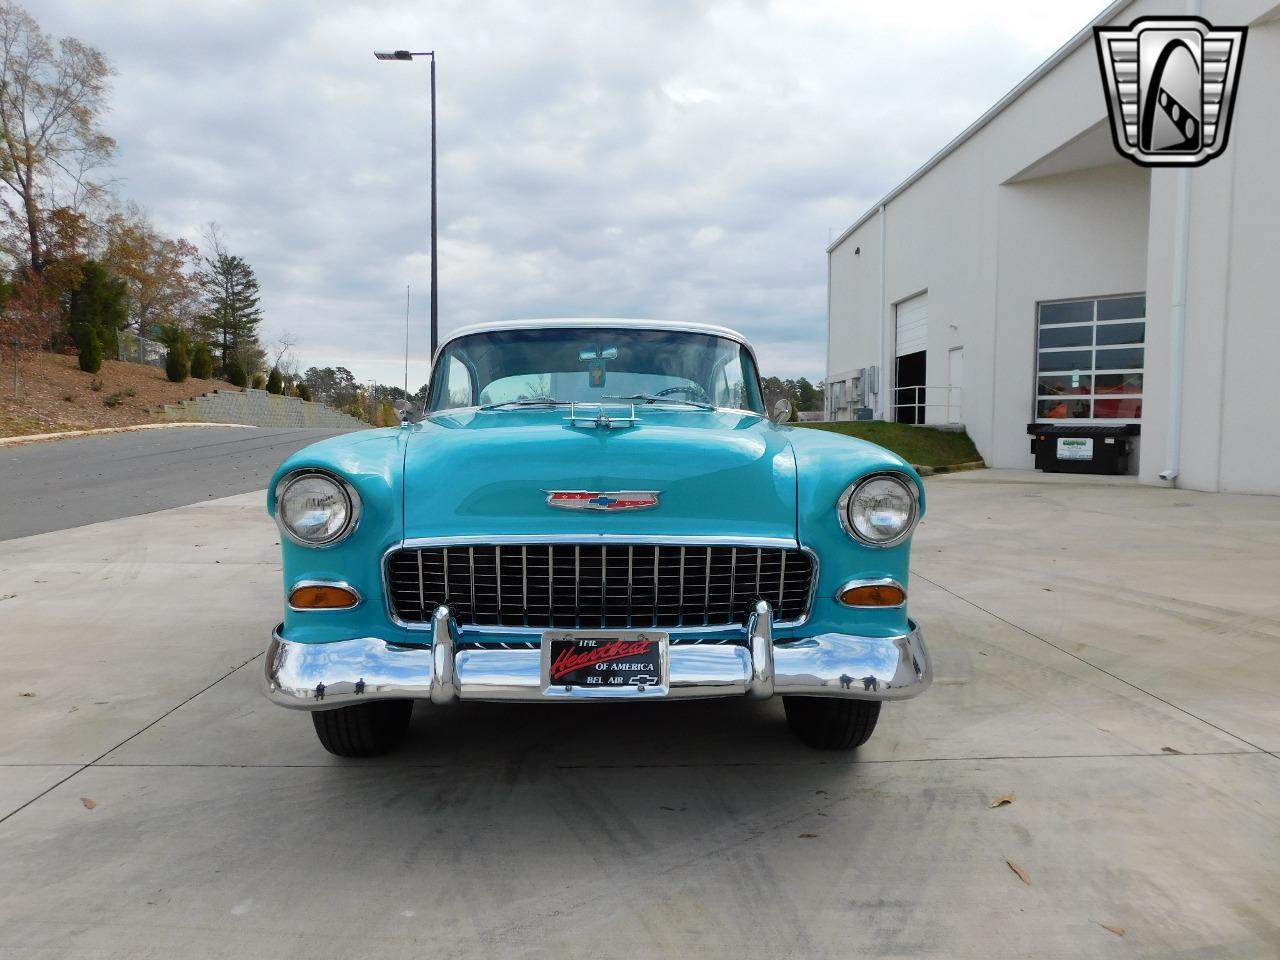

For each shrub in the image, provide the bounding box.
[227,360,247,387]
[296,382,312,402]
[266,366,283,394]
[78,329,103,374]
[89,377,104,392]
[103,392,127,408]
[98,325,120,359]
[166,342,190,383]
[123,387,137,398]
[190,344,214,380]
[251,372,266,390]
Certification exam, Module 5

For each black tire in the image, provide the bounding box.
[311,700,414,757]
[783,697,881,750]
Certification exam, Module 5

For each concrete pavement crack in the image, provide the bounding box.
[912,569,1276,760]
[0,651,264,826]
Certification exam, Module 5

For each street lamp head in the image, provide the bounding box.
[374,50,415,61]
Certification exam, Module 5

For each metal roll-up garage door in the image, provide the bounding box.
[895,292,928,356]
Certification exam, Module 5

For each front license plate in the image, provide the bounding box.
[541,631,668,697]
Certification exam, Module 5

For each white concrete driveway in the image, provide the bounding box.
[1,471,1277,959]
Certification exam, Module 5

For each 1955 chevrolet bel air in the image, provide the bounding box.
[264,319,931,755]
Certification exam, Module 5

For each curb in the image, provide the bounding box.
[0,422,259,447]
[914,460,987,477]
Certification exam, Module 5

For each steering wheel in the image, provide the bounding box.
[656,384,712,403]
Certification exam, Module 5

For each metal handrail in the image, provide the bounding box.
[892,385,962,424]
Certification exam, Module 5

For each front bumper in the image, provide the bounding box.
[263,601,931,710]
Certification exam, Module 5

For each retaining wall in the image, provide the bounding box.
[158,389,365,430]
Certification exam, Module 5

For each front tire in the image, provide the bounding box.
[783,697,880,750]
[311,700,414,757]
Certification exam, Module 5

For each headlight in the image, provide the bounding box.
[838,473,919,547]
[276,471,359,546]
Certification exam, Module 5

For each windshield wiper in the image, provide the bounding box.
[603,393,716,410]
[478,396,566,410]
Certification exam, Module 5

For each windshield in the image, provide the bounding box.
[427,327,765,414]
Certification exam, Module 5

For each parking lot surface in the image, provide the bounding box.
[0,470,1276,959]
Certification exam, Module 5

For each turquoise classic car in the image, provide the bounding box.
[264,320,930,755]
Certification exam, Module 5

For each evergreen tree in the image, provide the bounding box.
[78,327,102,373]
[296,382,312,402]
[197,228,263,374]
[68,261,127,359]
[190,344,214,380]
[266,365,283,394]
[227,359,247,387]
[166,341,190,382]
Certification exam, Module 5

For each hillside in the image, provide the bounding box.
[0,352,228,438]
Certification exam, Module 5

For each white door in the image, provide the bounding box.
[947,347,963,424]
[894,292,928,357]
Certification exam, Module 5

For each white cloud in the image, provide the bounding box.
[36,0,1105,388]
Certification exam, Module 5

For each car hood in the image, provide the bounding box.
[401,408,797,541]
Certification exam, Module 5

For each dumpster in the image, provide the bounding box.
[1026,423,1138,475]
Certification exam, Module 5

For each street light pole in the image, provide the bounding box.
[429,53,438,361]
[374,49,438,358]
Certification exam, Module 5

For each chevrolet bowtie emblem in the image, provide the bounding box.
[545,491,660,511]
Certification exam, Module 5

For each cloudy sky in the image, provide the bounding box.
[40,0,1104,390]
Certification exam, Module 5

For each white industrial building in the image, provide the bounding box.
[825,0,1279,494]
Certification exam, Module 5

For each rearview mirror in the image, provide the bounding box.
[770,399,792,424]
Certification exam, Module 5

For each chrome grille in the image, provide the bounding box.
[387,543,814,629]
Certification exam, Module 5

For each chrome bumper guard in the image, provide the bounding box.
[264,601,931,710]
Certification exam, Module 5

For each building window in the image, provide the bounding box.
[1035,294,1144,423]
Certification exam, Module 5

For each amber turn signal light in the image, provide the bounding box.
[838,583,906,607]
[289,584,360,609]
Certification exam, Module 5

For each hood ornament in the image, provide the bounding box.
[565,401,639,430]
[546,491,660,511]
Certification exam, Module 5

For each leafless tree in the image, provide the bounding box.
[268,330,297,370]
[0,3,114,275]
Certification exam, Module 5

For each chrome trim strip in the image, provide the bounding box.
[835,577,907,609]
[273,469,362,549]
[262,619,931,709]
[287,579,364,612]
[397,534,800,549]
[836,472,921,548]
[379,539,819,634]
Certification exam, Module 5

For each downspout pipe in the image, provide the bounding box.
[878,204,887,420]
[1160,0,1201,483]
[1159,168,1191,483]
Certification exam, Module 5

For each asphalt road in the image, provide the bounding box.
[0,426,350,541]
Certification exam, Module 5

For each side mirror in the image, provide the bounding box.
[770,399,792,424]
[393,399,415,423]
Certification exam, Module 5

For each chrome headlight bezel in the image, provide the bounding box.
[836,472,920,547]
[274,469,361,548]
